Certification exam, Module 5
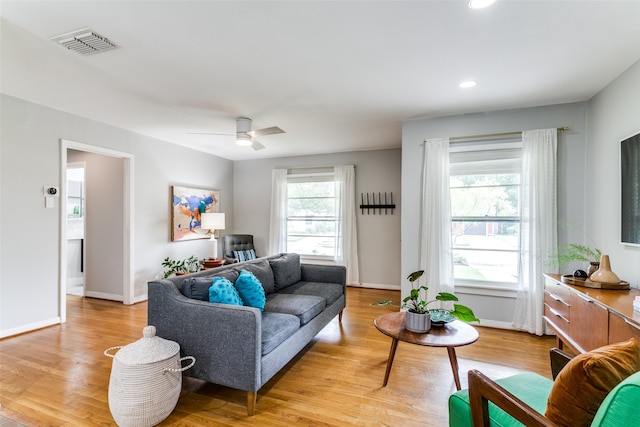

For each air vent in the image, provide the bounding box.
[50,28,118,55]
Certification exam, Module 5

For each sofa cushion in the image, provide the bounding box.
[545,338,640,427]
[270,253,302,291]
[278,281,343,307]
[264,294,325,325]
[182,269,240,301]
[261,312,300,356]
[240,259,276,294]
[233,249,257,262]
[208,277,244,306]
[235,270,266,311]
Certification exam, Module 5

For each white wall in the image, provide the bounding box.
[401,102,589,325]
[586,59,640,287]
[233,149,401,289]
[0,94,234,337]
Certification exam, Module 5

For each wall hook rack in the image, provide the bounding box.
[360,192,395,215]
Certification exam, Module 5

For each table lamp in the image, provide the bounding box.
[200,212,225,259]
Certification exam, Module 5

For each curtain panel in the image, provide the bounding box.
[268,168,288,255]
[512,128,558,335]
[334,165,360,285]
[420,138,454,306]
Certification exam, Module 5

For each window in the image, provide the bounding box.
[449,140,522,288]
[286,173,336,257]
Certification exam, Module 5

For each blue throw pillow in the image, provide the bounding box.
[233,249,257,262]
[235,269,266,311]
[209,277,243,306]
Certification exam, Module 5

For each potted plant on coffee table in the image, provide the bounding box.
[402,270,479,333]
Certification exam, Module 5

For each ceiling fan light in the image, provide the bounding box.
[236,135,252,146]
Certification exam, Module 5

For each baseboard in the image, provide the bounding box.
[133,294,148,304]
[1,316,61,339]
[349,282,401,291]
[84,291,123,302]
[476,319,515,330]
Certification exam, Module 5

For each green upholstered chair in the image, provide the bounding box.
[449,349,640,427]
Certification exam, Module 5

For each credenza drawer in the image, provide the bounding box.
[544,304,570,336]
[544,290,570,320]
[545,278,571,303]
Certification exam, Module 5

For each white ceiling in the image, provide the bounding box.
[2,0,640,161]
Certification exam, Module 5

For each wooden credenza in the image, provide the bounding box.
[543,273,640,354]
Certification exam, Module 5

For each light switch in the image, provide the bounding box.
[45,196,55,208]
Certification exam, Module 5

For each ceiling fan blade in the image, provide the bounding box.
[251,141,266,151]
[248,126,285,138]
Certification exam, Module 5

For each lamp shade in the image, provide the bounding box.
[201,212,225,231]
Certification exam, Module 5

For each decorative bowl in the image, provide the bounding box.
[428,309,456,327]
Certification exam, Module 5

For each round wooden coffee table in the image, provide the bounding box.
[374,311,479,390]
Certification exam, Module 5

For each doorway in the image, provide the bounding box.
[59,140,134,324]
[66,162,85,296]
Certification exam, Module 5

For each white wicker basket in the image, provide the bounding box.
[104,326,195,427]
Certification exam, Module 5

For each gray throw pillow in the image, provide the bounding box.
[182,269,240,301]
[240,260,276,294]
[270,253,301,291]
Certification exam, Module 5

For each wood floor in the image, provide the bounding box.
[0,287,555,426]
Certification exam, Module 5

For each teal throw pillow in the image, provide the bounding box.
[209,277,243,306]
[235,269,266,311]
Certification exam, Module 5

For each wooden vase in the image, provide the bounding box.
[589,255,621,284]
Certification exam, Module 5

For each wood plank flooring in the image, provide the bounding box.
[1,287,555,426]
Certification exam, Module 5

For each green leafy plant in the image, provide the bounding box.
[554,244,602,268]
[162,256,203,278]
[402,270,479,322]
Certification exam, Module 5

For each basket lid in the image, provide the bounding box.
[114,326,179,365]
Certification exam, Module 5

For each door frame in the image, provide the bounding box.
[59,139,135,323]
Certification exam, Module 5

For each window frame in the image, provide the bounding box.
[285,171,337,259]
[449,139,523,291]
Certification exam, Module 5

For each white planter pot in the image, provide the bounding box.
[405,310,431,333]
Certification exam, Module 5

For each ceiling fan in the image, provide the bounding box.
[189,117,285,151]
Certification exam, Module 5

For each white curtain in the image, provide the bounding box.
[268,168,288,255]
[513,129,558,335]
[335,165,360,285]
[420,138,454,306]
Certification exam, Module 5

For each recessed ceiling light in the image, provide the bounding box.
[459,80,477,88]
[469,0,498,10]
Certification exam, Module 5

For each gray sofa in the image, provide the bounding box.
[147,253,346,415]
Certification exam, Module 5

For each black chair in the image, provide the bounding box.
[222,234,256,264]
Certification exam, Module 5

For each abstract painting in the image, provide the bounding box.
[171,186,220,241]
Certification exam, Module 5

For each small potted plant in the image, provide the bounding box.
[554,244,602,277]
[162,256,203,278]
[402,270,479,333]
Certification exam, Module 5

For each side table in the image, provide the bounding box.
[203,258,226,269]
[374,311,479,390]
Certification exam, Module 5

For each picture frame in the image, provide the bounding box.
[171,185,220,242]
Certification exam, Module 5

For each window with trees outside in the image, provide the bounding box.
[450,141,522,289]
[286,173,336,257]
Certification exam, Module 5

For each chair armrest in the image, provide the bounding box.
[468,370,559,427]
[301,263,346,286]
[148,280,262,391]
[550,348,573,380]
